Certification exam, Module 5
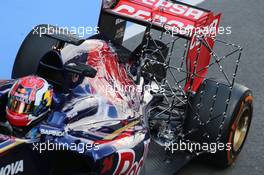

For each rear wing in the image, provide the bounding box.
[99,0,220,40]
[99,0,222,92]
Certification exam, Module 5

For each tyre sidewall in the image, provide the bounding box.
[219,90,253,166]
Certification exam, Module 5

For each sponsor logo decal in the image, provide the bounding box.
[113,140,150,175]
[112,0,206,29]
[40,128,65,137]
[0,160,24,175]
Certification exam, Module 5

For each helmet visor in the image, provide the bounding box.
[8,97,34,115]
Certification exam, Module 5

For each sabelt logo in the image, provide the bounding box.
[0,160,24,175]
[113,0,205,29]
[40,128,65,137]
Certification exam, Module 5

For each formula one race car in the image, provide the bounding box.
[0,0,253,175]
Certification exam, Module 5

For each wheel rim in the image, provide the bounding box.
[233,108,250,152]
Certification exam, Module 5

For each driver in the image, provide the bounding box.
[6,75,53,127]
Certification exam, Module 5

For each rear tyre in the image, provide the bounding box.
[211,90,253,167]
[184,79,253,168]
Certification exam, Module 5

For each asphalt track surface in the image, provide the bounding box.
[127,0,264,175]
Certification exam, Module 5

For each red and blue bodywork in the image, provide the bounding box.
[0,40,150,175]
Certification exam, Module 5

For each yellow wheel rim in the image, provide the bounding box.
[233,108,250,152]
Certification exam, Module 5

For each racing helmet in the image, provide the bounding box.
[6,76,53,127]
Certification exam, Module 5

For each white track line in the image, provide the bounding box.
[124,0,205,40]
